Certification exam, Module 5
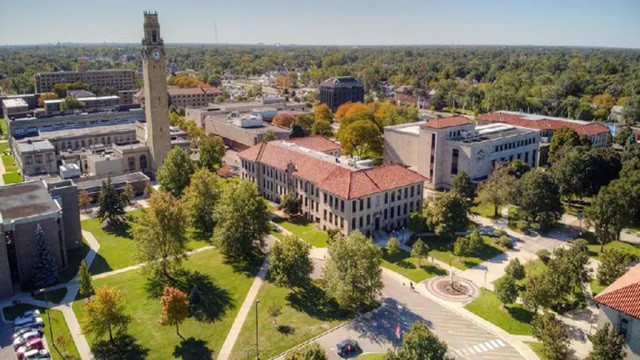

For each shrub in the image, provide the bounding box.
[505,258,525,280]
[536,249,552,264]
[495,234,513,249]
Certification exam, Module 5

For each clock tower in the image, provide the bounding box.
[140,11,171,171]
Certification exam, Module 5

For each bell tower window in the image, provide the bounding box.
[152,31,157,42]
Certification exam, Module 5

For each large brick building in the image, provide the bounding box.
[35,69,136,93]
[239,140,425,235]
[134,86,221,108]
[0,180,82,297]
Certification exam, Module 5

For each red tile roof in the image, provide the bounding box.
[285,136,341,153]
[594,263,640,319]
[477,112,609,137]
[421,116,473,129]
[238,142,425,199]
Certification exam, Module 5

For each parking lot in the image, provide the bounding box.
[0,320,18,360]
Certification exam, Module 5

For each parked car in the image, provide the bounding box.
[335,339,361,357]
[15,314,44,328]
[12,327,43,341]
[12,330,41,349]
[23,349,50,360]
[16,338,44,359]
[14,317,44,332]
[14,310,40,323]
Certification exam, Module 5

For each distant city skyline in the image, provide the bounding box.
[1,0,639,48]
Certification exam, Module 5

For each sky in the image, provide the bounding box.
[1,0,639,48]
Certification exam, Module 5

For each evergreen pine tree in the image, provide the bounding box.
[31,224,60,288]
[96,177,125,228]
[78,259,94,297]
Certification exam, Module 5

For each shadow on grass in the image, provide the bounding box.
[383,250,447,276]
[506,305,535,324]
[145,269,233,323]
[172,337,214,360]
[92,334,149,360]
[101,216,133,239]
[276,325,295,335]
[89,252,113,275]
[286,283,351,322]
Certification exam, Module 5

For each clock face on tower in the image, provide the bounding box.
[152,49,161,61]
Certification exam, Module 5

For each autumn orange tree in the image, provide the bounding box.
[168,75,207,88]
[272,112,296,128]
[313,103,333,122]
[83,286,131,344]
[37,92,58,107]
[158,286,189,339]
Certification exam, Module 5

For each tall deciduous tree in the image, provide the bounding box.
[199,135,226,171]
[384,321,449,360]
[311,120,334,137]
[425,192,468,237]
[31,224,60,288]
[585,180,631,252]
[182,168,221,234]
[495,275,518,306]
[531,312,570,360]
[411,238,429,266]
[386,237,401,257]
[213,180,270,260]
[122,183,135,205]
[156,147,195,198]
[96,177,125,228]
[597,250,631,286]
[269,235,313,288]
[337,119,383,157]
[132,191,188,280]
[78,190,91,212]
[78,259,93,297]
[324,231,383,310]
[512,169,563,230]
[295,114,315,136]
[279,193,302,216]
[313,103,332,123]
[451,171,475,207]
[83,286,131,344]
[158,287,189,339]
[272,113,296,128]
[548,127,590,163]
[587,323,626,360]
[476,164,514,217]
[552,149,590,200]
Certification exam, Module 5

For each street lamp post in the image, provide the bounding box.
[39,288,53,341]
[255,299,260,360]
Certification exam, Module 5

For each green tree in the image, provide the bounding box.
[451,171,475,207]
[122,183,135,205]
[408,212,428,233]
[290,124,305,138]
[522,273,554,312]
[213,180,270,260]
[269,235,313,288]
[78,259,93,297]
[83,286,132,344]
[96,177,126,228]
[505,258,525,280]
[622,95,640,124]
[411,238,429,266]
[311,120,333,137]
[587,323,626,360]
[425,192,468,237]
[495,275,518,306]
[78,190,91,212]
[386,237,401,257]
[552,149,590,200]
[284,343,328,360]
[597,250,631,286]
[295,114,315,136]
[585,181,630,252]
[267,304,283,325]
[199,135,226,171]
[182,168,221,234]
[31,224,60,288]
[384,321,449,360]
[279,193,302,216]
[548,127,590,163]
[262,130,278,143]
[157,147,195,198]
[476,164,514,217]
[613,127,634,147]
[59,96,85,111]
[132,191,188,280]
[512,170,563,230]
[531,312,570,360]
[337,119,383,157]
[324,231,383,310]
[158,287,189,339]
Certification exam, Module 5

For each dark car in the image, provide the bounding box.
[335,339,361,357]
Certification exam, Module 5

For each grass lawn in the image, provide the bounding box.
[272,216,329,248]
[82,209,210,274]
[380,249,446,283]
[525,342,545,359]
[423,235,508,270]
[73,248,260,359]
[590,278,607,296]
[33,288,68,304]
[0,141,8,153]
[229,281,351,360]
[3,305,80,360]
[574,232,640,261]
[3,171,22,184]
[357,353,386,359]
[464,289,534,335]
[471,202,501,219]
[59,238,90,283]
[2,153,17,172]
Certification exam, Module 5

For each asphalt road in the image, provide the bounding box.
[296,274,523,360]
[0,320,18,360]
